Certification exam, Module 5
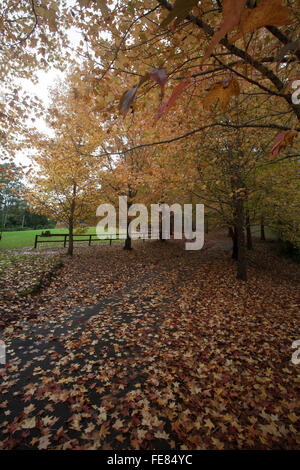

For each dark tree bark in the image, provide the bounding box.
[124,232,132,250]
[67,183,76,256]
[227,137,247,281]
[159,209,166,242]
[124,199,132,250]
[68,218,74,256]
[205,219,209,234]
[260,217,266,241]
[170,212,174,237]
[246,213,253,250]
[229,226,238,260]
[236,197,247,281]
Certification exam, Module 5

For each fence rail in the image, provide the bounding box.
[33,232,151,249]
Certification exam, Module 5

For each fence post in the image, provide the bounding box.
[89,234,92,246]
[34,234,38,249]
[110,235,112,246]
[64,235,67,248]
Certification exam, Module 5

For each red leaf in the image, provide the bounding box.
[149,68,168,98]
[156,75,191,120]
[201,0,247,64]
[270,131,288,157]
[270,129,297,158]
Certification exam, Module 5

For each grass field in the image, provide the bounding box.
[0,227,100,251]
[0,225,278,251]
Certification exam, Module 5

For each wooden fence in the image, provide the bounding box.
[33,232,150,249]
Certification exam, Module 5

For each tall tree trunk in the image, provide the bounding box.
[124,200,132,250]
[170,212,174,238]
[159,209,166,242]
[68,217,74,256]
[229,226,238,260]
[260,217,266,241]
[246,213,253,250]
[230,147,247,280]
[67,184,76,256]
[236,197,247,281]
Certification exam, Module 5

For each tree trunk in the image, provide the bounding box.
[124,201,132,250]
[205,219,209,234]
[230,154,247,281]
[124,234,132,250]
[67,184,76,256]
[246,213,253,250]
[229,226,238,260]
[236,197,247,281]
[68,218,74,256]
[159,210,165,242]
[260,217,266,241]
[170,212,174,238]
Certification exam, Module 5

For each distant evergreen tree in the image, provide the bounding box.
[0,163,54,230]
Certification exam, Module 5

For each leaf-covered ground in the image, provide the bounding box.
[0,252,63,325]
[0,233,299,450]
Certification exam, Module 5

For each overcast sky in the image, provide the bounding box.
[16,27,83,167]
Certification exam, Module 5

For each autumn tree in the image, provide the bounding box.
[0,1,74,169]
[26,78,103,255]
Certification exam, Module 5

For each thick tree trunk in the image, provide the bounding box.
[124,234,132,250]
[124,200,132,250]
[260,217,266,241]
[229,226,238,260]
[246,213,253,250]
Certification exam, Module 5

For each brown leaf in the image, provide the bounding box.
[201,0,247,63]
[230,0,292,44]
[203,78,240,112]
[160,0,199,29]
[119,85,138,117]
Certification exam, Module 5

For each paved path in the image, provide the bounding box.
[0,236,232,450]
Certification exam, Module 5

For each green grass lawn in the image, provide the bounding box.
[0,227,103,251]
[0,225,278,251]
